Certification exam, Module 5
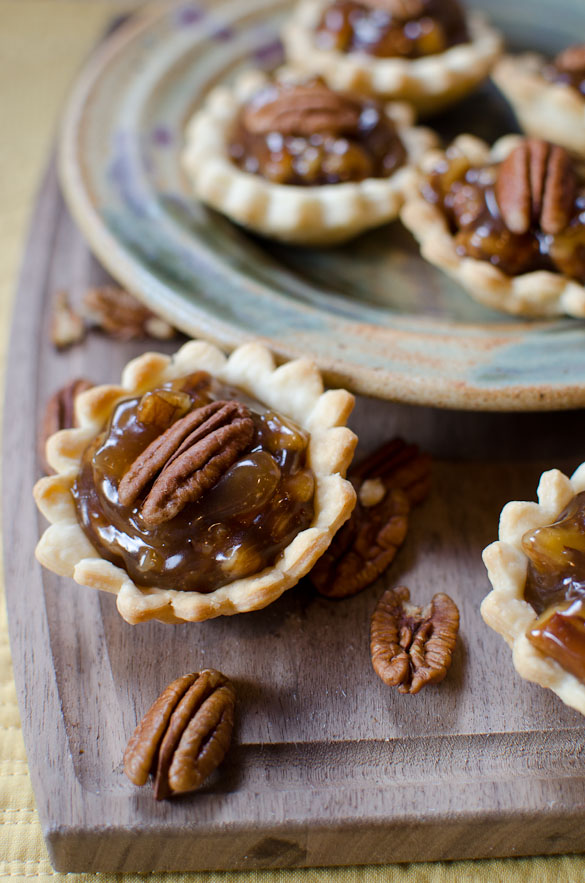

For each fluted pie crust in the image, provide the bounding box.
[482,464,585,716]
[281,2,503,115]
[182,69,438,245]
[400,134,585,317]
[493,54,585,159]
[34,340,357,625]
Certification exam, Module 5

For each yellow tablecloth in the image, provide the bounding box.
[1,2,585,880]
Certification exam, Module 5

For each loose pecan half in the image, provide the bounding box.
[82,285,176,341]
[50,291,85,349]
[309,438,431,598]
[310,488,410,599]
[495,139,576,236]
[243,80,362,138]
[350,438,432,507]
[118,400,254,525]
[370,586,459,694]
[39,379,93,474]
[124,670,236,800]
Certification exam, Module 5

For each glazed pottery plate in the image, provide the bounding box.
[59,0,585,410]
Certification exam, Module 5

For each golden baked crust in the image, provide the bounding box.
[281,2,502,115]
[493,54,585,159]
[482,464,585,716]
[182,68,438,245]
[400,134,585,317]
[34,340,357,625]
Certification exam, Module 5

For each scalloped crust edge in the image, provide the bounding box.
[34,340,358,625]
[181,68,439,245]
[492,54,585,159]
[281,4,503,115]
[481,463,585,716]
[400,133,585,318]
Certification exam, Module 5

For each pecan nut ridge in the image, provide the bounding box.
[310,487,410,598]
[370,586,459,694]
[350,437,432,507]
[83,285,176,341]
[243,81,363,138]
[123,669,236,801]
[118,400,254,525]
[495,139,577,237]
[309,437,431,598]
[39,378,93,474]
[123,672,198,788]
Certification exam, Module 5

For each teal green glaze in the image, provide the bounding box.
[59,0,585,410]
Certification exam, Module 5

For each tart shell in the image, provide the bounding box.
[182,68,438,245]
[400,134,585,318]
[34,340,358,625]
[482,463,585,716]
[281,2,503,115]
[492,54,585,160]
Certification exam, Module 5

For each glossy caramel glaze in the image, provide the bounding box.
[314,0,469,59]
[424,149,585,282]
[522,491,585,616]
[229,81,406,186]
[73,372,315,593]
[522,492,585,682]
[529,598,585,684]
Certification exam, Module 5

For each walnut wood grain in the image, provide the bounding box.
[5,158,585,873]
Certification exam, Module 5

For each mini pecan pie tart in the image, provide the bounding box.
[182,70,437,245]
[33,341,357,624]
[482,463,585,715]
[401,135,585,317]
[281,0,502,115]
[493,46,585,159]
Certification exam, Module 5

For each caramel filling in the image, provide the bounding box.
[314,0,469,59]
[523,491,585,682]
[73,372,315,593]
[229,80,406,186]
[529,600,585,686]
[424,149,585,282]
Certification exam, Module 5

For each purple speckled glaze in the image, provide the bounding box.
[108,130,149,218]
[175,4,205,27]
[212,24,234,41]
[253,38,284,69]
[152,125,174,147]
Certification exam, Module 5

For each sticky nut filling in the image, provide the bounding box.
[314,0,469,59]
[228,78,406,186]
[72,372,315,594]
[423,140,585,283]
[543,44,585,97]
[522,491,585,684]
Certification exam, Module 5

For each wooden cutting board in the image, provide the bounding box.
[5,157,585,873]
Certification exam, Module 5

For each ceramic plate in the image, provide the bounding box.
[59,0,585,410]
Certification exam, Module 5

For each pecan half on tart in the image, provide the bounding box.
[482,463,585,716]
[493,46,585,159]
[33,341,357,624]
[281,0,502,114]
[182,70,438,244]
[401,135,585,317]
